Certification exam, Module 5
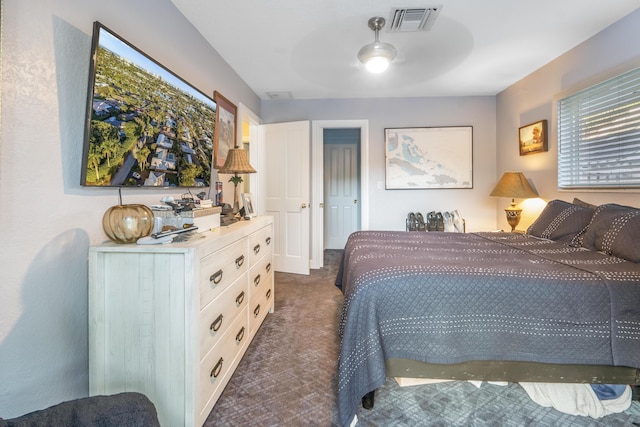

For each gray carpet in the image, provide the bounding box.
[205,250,640,427]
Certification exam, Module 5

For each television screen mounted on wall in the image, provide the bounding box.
[81,22,217,187]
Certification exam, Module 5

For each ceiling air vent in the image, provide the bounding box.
[388,6,442,32]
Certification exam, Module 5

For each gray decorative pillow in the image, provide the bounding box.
[580,204,640,262]
[526,199,594,242]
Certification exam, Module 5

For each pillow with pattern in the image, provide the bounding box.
[526,199,594,242]
[572,197,597,210]
[580,203,640,262]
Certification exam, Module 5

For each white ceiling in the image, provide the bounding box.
[170,0,640,100]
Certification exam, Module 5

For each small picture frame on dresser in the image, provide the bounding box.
[242,193,256,217]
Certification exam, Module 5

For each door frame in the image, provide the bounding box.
[311,120,369,269]
[237,103,262,210]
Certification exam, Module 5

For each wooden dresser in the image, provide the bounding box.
[88,216,274,426]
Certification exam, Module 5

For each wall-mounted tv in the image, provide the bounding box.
[81,22,216,187]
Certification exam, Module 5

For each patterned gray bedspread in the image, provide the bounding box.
[336,231,640,427]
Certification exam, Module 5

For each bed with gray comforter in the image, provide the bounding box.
[336,200,640,427]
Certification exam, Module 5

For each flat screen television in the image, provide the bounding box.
[81,22,216,187]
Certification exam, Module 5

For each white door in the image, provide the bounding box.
[324,143,359,249]
[261,121,310,275]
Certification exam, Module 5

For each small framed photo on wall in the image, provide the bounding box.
[519,120,548,155]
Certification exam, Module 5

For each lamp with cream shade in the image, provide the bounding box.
[490,171,539,231]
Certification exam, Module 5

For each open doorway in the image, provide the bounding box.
[323,128,361,249]
[311,120,369,269]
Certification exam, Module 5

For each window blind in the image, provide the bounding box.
[558,67,640,189]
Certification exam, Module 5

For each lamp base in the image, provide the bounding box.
[504,206,522,232]
[232,191,241,215]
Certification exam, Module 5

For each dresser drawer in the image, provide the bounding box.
[199,238,248,308]
[199,274,248,360]
[199,310,249,417]
[248,251,273,294]
[248,225,273,266]
[250,274,273,334]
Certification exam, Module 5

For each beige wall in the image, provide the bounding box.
[496,9,640,230]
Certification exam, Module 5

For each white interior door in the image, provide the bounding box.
[261,121,310,275]
[324,143,359,249]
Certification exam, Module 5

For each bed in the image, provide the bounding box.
[336,200,640,427]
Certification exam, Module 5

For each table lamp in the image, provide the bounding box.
[490,171,538,231]
[217,147,256,214]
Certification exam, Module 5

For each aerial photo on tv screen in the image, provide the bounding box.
[82,25,216,187]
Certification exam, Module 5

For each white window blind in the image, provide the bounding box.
[558,67,640,189]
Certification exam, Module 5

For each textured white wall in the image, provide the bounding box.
[261,96,498,232]
[0,0,259,418]
[496,9,640,229]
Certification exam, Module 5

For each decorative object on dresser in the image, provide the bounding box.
[241,193,256,218]
[489,171,539,231]
[217,147,256,214]
[102,188,154,243]
[519,120,548,155]
[89,217,274,427]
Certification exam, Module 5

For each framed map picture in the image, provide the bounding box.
[385,126,473,189]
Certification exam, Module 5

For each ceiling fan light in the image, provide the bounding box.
[364,56,391,73]
[357,17,397,73]
[357,42,397,72]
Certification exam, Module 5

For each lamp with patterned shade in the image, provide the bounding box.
[217,148,256,214]
[490,171,539,231]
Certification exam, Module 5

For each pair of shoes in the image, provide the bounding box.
[416,213,427,231]
[426,211,445,231]
[407,212,418,231]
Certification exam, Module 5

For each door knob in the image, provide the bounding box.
[319,202,324,208]
[301,203,307,209]
[354,199,358,204]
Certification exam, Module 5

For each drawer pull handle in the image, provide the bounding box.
[236,326,245,344]
[266,289,272,300]
[210,314,223,332]
[236,291,245,306]
[253,274,261,287]
[253,304,261,318]
[211,357,223,379]
[266,236,271,246]
[210,269,223,285]
[235,255,245,268]
[266,262,272,273]
[253,244,261,255]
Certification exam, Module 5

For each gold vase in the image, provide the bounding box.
[102,204,154,244]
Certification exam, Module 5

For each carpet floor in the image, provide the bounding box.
[204,250,640,427]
